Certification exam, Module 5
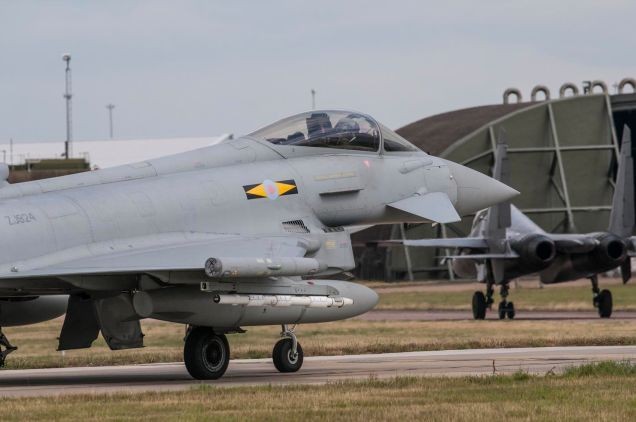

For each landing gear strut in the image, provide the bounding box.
[183,326,230,380]
[272,324,304,373]
[591,275,612,318]
[0,328,17,367]
[497,284,515,320]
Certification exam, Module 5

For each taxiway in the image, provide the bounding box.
[1,345,634,397]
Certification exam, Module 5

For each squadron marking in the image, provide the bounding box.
[243,179,298,200]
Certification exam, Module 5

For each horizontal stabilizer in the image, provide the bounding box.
[447,252,519,260]
[380,238,488,249]
[388,192,461,224]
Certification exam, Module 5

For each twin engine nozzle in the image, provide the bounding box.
[589,233,628,268]
[510,234,556,271]
[511,232,628,276]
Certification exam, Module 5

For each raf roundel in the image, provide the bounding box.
[243,179,298,200]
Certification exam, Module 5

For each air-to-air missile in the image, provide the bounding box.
[0,110,517,379]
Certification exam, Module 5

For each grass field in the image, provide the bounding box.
[5,316,636,369]
[373,277,636,311]
[2,278,636,369]
[2,362,635,421]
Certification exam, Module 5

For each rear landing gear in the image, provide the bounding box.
[273,325,304,373]
[183,326,230,380]
[0,328,17,367]
[472,292,487,320]
[497,284,515,320]
[591,275,613,318]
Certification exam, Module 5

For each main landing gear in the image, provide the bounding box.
[590,275,612,318]
[184,326,231,380]
[0,328,17,367]
[471,282,514,320]
[183,324,305,380]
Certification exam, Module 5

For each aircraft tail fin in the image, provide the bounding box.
[486,129,512,239]
[484,129,513,284]
[608,125,634,238]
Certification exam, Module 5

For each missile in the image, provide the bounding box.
[204,256,323,278]
[212,294,354,308]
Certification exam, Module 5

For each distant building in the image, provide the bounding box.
[0,135,231,170]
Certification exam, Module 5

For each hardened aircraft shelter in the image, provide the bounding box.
[354,79,636,280]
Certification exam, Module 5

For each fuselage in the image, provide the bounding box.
[0,138,452,275]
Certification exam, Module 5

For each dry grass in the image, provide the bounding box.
[3,279,636,369]
[4,316,636,370]
[2,364,636,421]
[374,277,636,311]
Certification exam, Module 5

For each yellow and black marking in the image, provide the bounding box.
[243,179,298,199]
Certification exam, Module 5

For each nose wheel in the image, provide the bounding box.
[497,284,515,320]
[273,325,304,373]
[183,326,230,380]
[0,328,17,367]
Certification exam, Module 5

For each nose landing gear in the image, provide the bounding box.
[272,324,304,373]
[0,328,17,367]
[497,284,515,320]
[472,281,516,320]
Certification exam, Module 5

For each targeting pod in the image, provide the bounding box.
[212,294,353,308]
[204,257,323,278]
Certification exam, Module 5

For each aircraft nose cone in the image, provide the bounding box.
[445,161,519,215]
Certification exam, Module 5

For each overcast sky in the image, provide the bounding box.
[1,1,635,143]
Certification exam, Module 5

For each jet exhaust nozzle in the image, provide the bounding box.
[591,233,628,267]
[510,234,556,270]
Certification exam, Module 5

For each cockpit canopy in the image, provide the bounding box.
[248,110,418,153]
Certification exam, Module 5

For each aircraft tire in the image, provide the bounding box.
[272,338,303,373]
[184,327,230,380]
[472,292,487,320]
[506,302,515,319]
[498,301,507,320]
[597,290,613,318]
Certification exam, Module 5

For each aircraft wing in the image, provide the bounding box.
[0,232,319,279]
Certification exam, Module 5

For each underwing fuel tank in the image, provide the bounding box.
[0,296,68,327]
[132,280,378,327]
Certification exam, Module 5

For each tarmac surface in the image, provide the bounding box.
[359,309,636,321]
[1,345,635,397]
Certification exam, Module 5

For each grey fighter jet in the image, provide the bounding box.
[391,127,634,320]
[0,110,517,379]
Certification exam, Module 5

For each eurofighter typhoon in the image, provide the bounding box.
[0,110,517,379]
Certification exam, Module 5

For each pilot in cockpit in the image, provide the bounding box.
[248,109,419,153]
